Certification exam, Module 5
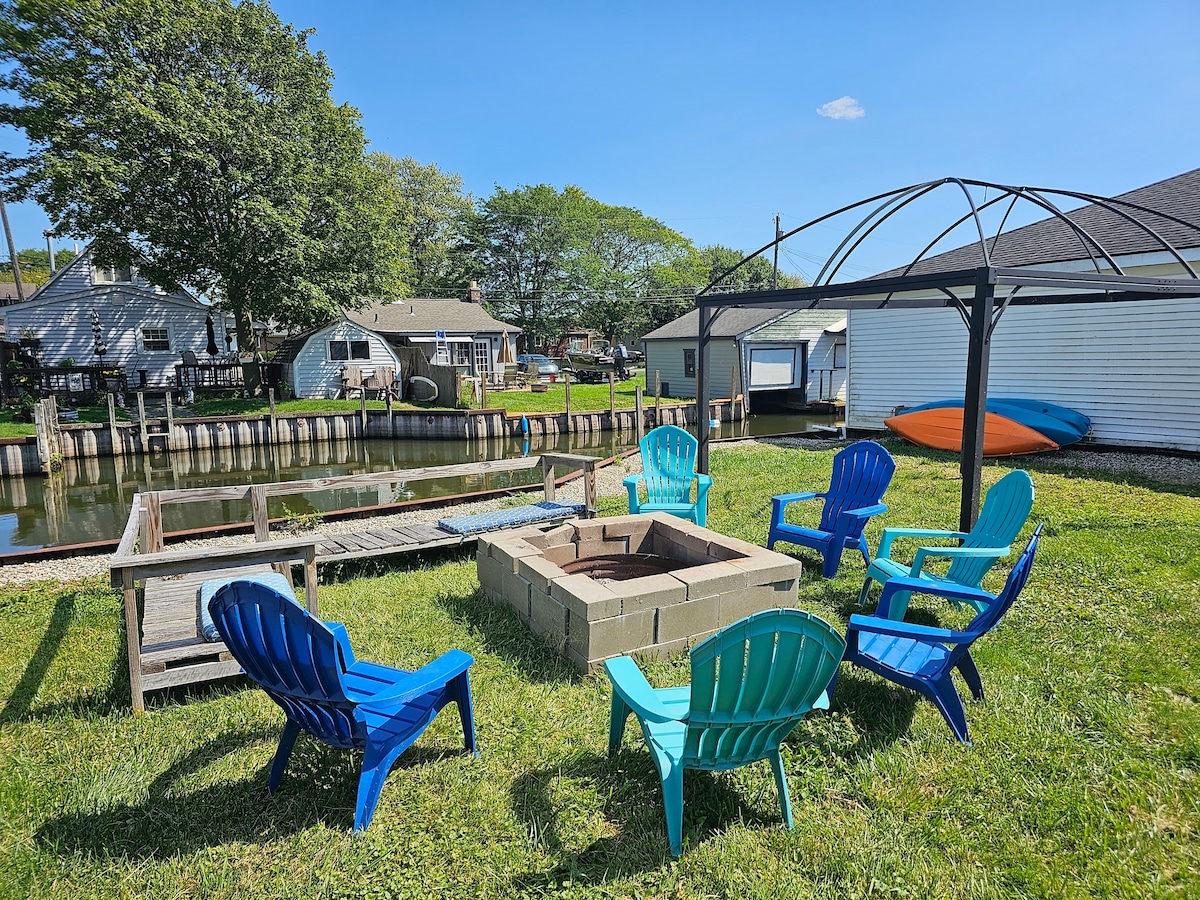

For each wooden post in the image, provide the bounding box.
[33,398,50,473]
[635,384,644,440]
[584,462,597,516]
[654,370,662,425]
[268,388,277,445]
[303,544,319,614]
[250,484,270,543]
[730,365,738,404]
[145,492,164,553]
[480,377,487,411]
[136,391,148,454]
[164,391,175,451]
[542,457,556,501]
[564,372,572,432]
[359,392,367,436]
[123,568,144,712]
[608,372,616,428]
[386,388,394,439]
[107,392,121,457]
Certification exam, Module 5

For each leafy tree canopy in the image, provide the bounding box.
[698,244,806,292]
[0,0,407,378]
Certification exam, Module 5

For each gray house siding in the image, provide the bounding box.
[644,338,739,399]
[289,321,403,399]
[749,310,846,402]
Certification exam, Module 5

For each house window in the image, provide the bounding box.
[454,343,472,366]
[94,265,133,283]
[328,339,371,361]
[142,327,170,352]
[683,348,696,378]
[833,342,847,369]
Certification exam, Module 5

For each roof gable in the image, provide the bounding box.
[641,307,789,341]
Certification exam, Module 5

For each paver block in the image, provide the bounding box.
[607,573,687,613]
[529,589,567,647]
[671,561,749,597]
[518,556,568,593]
[582,608,656,659]
[542,544,578,567]
[502,568,532,620]
[657,594,720,643]
[570,519,607,543]
[718,585,783,625]
[725,552,802,585]
[490,537,547,573]
[478,554,509,600]
[560,579,622,622]
[602,516,654,544]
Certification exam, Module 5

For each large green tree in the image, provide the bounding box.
[697,244,806,292]
[0,0,406,386]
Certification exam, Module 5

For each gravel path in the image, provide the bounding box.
[3,438,1198,588]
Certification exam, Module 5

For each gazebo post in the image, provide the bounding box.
[696,304,713,473]
[959,273,996,532]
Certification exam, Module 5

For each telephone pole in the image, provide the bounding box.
[0,200,26,302]
[771,214,781,290]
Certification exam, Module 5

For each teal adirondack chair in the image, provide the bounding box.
[858,469,1034,620]
[605,609,845,856]
[624,425,713,527]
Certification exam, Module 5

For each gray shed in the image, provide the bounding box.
[278,319,403,399]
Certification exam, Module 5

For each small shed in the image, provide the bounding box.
[641,307,846,408]
[278,319,403,399]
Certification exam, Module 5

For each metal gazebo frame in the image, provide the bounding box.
[694,177,1200,531]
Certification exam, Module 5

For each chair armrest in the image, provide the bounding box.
[604,656,678,723]
[878,575,996,612]
[695,474,713,489]
[910,544,1011,576]
[876,527,969,559]
[327,622,357,668]
[772,491,821,506]
[848,613,970,643]
[357,649,474,707]
[838,503,888,523]
[623,474,644,489]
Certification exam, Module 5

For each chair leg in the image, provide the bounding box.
[448,671,478,755]
[856,576,873,606]
[608,695,632,758]
[768,750,794,829]
[821,549,841,579]
[956,653,985,702]
[695,503,706,528]
[355,744,403,831]
[662,764,685,857]
[927,676,971,744]
[856,535,871,567]
[268,720,301,794]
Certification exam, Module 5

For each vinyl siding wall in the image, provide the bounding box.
[847,296,1200,450]
[749,310,847,402]
[291,321,403,399]
[643,338,739,398]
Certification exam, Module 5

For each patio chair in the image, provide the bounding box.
[624,424,713,527]
[858,469,1034,620]
[341,364,363,399]
[828,525,1042,743]
[207,578,477,831]
[766,440,896,578]
[606,609,845,856]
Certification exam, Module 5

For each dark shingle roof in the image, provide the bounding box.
[641,307,788,341]
[877,168,1200,277]
[346,299,519,335]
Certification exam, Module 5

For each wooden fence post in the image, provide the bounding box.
[359,392,367,436]
[584,462,597,516]
[107,392,121,457]
[635,384,644,440]
[136,391,148,455]
[268,387,278,445]
[386,388,394,439]
[654,370,662,426]
[564,372,572,431]
[144,491,164,553]
[542,457,556,501]
[164,391,175,451]
[608,372,616,428]
[480,377,487,411]
[33,398,50,473]
[303,545,319,614]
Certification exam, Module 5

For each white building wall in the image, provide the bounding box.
[847,296,1200,450]
[291,321,403,399]
[749,310,847,402]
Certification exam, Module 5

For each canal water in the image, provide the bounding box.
[0,412,840,553]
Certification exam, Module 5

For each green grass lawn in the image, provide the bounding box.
[0,405,129,438]
[1,442,1198,898]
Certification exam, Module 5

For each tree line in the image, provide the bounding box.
[0,0,801,366]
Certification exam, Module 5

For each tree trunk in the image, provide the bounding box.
[230,295,262,396]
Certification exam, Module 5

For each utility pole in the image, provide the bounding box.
[0,200,25,302]
[771,214,780,291]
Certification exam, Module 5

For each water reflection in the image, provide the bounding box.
[0,411,839,553]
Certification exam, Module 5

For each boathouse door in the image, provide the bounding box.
[474,340,491,379]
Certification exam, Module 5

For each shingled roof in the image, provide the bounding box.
[346,299,519,334]
[878,168,1200,277]
[641,307,789,341]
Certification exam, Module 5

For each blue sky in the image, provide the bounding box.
[4,0,1199,277]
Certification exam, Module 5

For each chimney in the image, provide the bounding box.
[466,280,482,303]
[44,231,55,273]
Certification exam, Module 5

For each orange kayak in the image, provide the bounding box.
[884,408,1060,457]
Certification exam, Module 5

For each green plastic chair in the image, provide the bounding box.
[605,609,845,856]
[858,469,1034,620]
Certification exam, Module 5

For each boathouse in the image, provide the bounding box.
[845,168,1200,452]
[641,307,846,409]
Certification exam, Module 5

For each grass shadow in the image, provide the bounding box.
[35,728,467,857]
[508,750,778,887]
[826,673,920,759]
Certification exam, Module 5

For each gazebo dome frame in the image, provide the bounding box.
[694,177,1200,531]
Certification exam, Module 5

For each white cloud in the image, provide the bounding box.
[816,96,865,120]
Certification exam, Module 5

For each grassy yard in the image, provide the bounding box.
[0,405,129,439]
[1,442,1197,898]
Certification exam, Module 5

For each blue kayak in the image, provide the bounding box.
[903,398,1089,447]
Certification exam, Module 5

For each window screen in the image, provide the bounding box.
[328,341,349,360]
[142,328,170,351]
[350,340,370,359]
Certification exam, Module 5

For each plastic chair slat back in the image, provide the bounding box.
[947,470,1035,587]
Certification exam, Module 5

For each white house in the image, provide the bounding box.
[278,318,404,399]
[641,307,847,408]
[846,167,1200,451]
[0,246,228,386]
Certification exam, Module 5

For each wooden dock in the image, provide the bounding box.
[111,454,599,711]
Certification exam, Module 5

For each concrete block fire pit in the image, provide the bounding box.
[477,512,802,673]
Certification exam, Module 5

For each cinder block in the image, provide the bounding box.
[519,556,568,593]
[551,573,618,611]
[560,581,622,623]
[657,594,721,643]
[725,552,802,585]
[490,537,547,573]
[477,554,509,600]
[672,561,749,598]
[572,538,628,561]
[603,516,654,543]
[542,543,578,567]
[564,642,595,674]
[525,523,575,549]
[570,519,606,543]
[630,636,689,662]
[529,589,567,648]
[717,585,779,626]
[502,568,532,620]
[608,572,687,613]
[582,609,656,659]
[651,534,712,566]
[707,534,770,558]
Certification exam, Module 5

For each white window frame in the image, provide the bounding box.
[94,265,134,284]
[833,342,847,369]
[141,326,171,352]
[328,339,372,361]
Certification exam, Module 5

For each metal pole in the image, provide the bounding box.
[0,200,26,302]
[44,230,56,273]
[772,214,780,291]
[696,304,713,473]
[959,274,996,532]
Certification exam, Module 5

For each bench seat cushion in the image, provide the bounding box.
[199,571,297,642]
[437,501,584,536]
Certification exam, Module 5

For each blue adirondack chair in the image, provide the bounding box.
[858,469,1034,620]
[624,424,713,527]
[605,609,845,856]
[829,525,1042,744]
[208,578,476,831]
[766,440,896,578]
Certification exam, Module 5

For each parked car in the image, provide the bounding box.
[516,354,560,377]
